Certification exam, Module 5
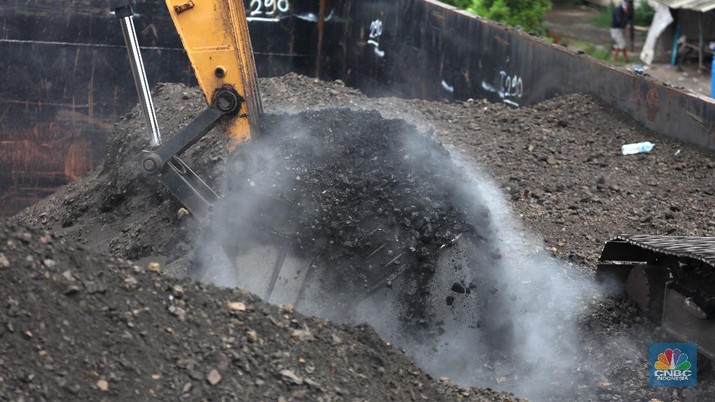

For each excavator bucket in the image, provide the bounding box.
[189,109,512,341]
[197,186,497,331]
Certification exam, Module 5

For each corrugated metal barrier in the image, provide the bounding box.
[1,0,714,213]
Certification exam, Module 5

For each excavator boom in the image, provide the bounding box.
[109,0,262,217]
[165,0,262,150]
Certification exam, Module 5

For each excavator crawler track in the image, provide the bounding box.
[598,234,715,361]
[600,235,715,268]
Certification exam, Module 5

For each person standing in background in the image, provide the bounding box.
[610,1,631,62]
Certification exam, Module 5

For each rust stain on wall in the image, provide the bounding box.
[0,114,107,214]
[646,88,660,122]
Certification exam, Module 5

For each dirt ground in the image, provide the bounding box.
[4,74,715,401]
[545,3,712,98]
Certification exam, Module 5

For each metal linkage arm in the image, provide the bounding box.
[110,1,244,219]
[138,89,242,219]
[139,89,241,175]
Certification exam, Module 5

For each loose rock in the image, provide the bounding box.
[207,369,221,386]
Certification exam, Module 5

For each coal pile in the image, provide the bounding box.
[200,108,497,335]
[13,83,226,265]
[238,109,479,261]
[10,73,715,401]
[259,74,715,401]
[6,82,515,401]
[0,220,512,401]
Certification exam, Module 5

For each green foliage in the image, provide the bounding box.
[445,0,474,8]
[441,0,552,34]
[633,0,655,26]
[561,38,618,63]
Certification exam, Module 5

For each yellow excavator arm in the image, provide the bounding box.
[109,0,262,217]
[165,0,262,151]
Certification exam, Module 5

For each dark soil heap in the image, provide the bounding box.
[241,109,478,260]
[260,74,715,267]
[0,221,509,401]
[9,74,715,401]
[14,84,222,264]
[5,82,514,401]
[209,108,494,330]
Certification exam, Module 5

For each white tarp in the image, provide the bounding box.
[640,0,675,64]
[656,0,715,12]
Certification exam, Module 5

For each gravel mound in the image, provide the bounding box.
[6,81,515,401]
[8,73,715,401]
[261,74,715,267]
[0,221,509,401]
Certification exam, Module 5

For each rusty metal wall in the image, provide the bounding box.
[323,0,715,150]
[2,0,715,214]
[0,0,321,214]
[0,1,188,213]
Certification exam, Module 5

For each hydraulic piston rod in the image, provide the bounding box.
[110,0,162,147]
